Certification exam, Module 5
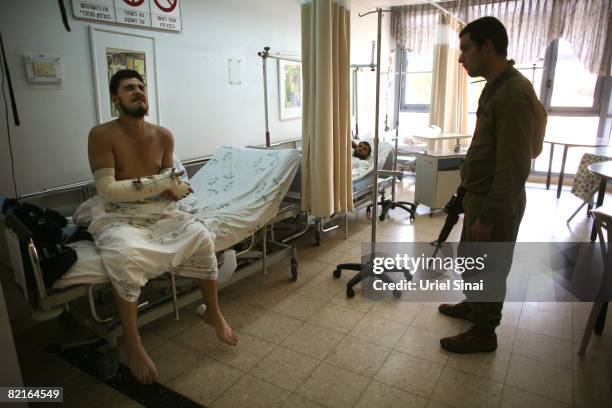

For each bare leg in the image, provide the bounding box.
[198,279,238,345]
[114,292,159,384]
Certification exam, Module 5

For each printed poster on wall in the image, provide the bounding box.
[72,0,181,31]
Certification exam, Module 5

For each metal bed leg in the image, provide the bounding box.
[170,272,179,320]
[344,212,348,240]
[262,225,268,275]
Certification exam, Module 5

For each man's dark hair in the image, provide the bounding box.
[459,16,508,57]
[109,69,145,95]
[361,141,372,157]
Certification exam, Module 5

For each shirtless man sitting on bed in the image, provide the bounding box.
[87,69,237,384]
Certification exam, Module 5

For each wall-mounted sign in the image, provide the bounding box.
[72,0,181,31]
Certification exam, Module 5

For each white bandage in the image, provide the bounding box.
[93,168,191,203]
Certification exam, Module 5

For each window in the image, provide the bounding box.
[533,38,608,175]
[400,52,433,112]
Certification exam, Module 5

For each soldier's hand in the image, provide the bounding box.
[470,219,493,241]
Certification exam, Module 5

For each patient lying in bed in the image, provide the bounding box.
[87,69,237,384]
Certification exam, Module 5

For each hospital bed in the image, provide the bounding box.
[281,140,399,245]
[3,145,301,378]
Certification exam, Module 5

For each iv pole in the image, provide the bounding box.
[334,8,409,298]
[257,47,302,147]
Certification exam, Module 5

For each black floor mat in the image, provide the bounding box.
[57,345,203,408]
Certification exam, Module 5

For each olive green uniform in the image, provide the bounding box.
[460,62,547,329]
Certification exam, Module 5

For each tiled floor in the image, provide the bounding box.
[13,179,612,407]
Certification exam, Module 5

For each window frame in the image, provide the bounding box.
[399,50,432,113]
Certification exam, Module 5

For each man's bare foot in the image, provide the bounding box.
[125,342,159,384]
[202,309,238,346]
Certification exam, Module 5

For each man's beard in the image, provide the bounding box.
[118,100,147,118]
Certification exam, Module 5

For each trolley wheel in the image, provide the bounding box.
[379,214,386,221]
[290,259,299,281]
[346,286,355,298]
[333,268,342,279]
[393,290,402,299]
[96,351,119,380]
[410,215,416,222]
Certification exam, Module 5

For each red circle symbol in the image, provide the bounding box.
[154,0,178,13]
[123,0,145,6]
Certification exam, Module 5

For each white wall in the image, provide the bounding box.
[0,0,302,197]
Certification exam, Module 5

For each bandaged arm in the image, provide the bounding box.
[93,168,190,203]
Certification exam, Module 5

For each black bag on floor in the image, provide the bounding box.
[2,199,77,288]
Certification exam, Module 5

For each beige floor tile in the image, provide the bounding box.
[329,290,376,313]
[512,328,572,369]
[523,302,572,318]
[394,326,450,365]
[172,321,223,356]
[250,346,320,391]
[574,369,612,408]
[349,314,408,348]
[241,311,302,344]
[431,367,503,408]
[353,380,428,408]
[168,355,243,406]
[296,276,345,301]
[148,309,201,339]
[500,385,570,408]
[446,349,511,384]
[296,362,370,408]
[280,394,326,408]
[505,354,573,405]
[517,307,572,341]
[282,323,345,359]
[307,303,365,334]
[211,374,291,408]
[209,331,275,371]
[411,305,470,336]
[325,335,392,377]
[375,350,444,398]
[216,299,267,331]
[573,344,612,382]
[368,299,423,325]
[500,302,523,327]
[496,323,517,353]
[299,260,334,282]
[149,340,202,384]
[271,293,327,321]
[236,281,294,310]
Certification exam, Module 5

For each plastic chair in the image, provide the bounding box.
[578,206,612,355]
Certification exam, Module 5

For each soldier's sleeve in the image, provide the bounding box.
[479,89,535,226]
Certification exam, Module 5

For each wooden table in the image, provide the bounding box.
[544,136,607,198]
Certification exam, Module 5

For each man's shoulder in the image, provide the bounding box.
[497,75,538,104]
[89,121,116,140]
[148,123,173,140]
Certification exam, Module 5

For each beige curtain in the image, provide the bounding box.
[391,0,612,76]
[301,0,352,217]
[429,14,469,147]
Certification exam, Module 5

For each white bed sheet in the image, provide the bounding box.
[53,145,300,289]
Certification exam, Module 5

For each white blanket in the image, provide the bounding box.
[55,145,300,290]
[183,145,301,251]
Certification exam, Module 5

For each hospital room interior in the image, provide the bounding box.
[1,0,612,407]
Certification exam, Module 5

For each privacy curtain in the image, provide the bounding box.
[429,14,469,144]
[301,0,352,217]
[391,0,612,76]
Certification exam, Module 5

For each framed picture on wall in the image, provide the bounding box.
[278,59,302,120]
[90,27,160,124]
